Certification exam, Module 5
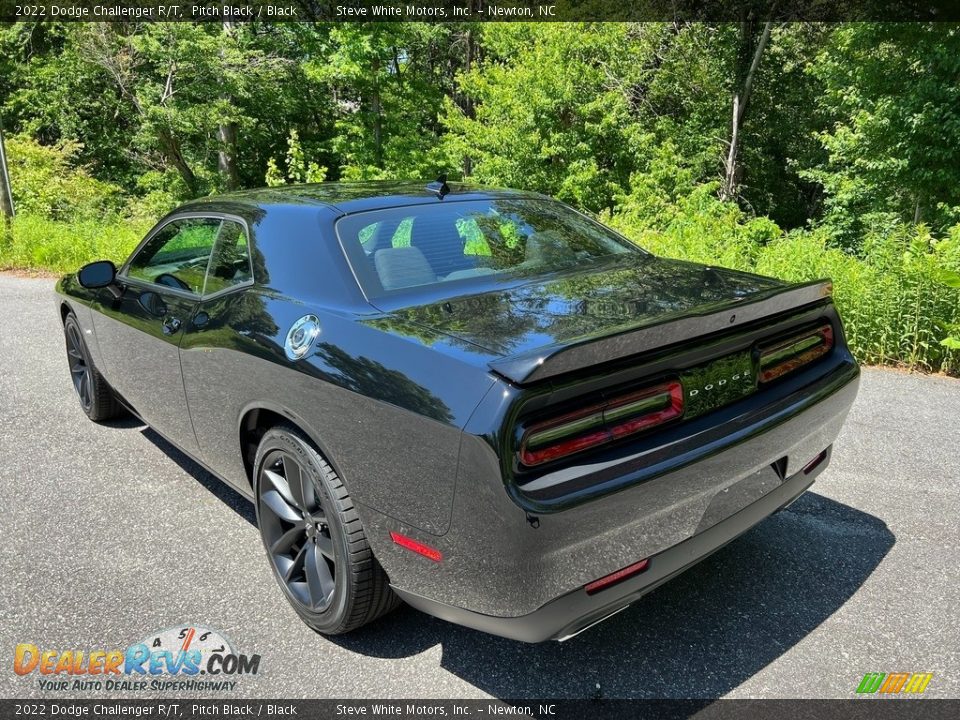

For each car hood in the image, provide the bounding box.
[382,255,786,360]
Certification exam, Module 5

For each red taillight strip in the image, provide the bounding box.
[519,380,684,467]
[585,558,650,595]
[390,532,442,562]
[759,324,834,383]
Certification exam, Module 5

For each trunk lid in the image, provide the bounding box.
[382,255,831,384]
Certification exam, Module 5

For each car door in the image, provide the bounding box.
[179,218,261,489]
[91,215,223,456]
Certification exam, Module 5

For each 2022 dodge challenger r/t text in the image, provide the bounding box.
[55,180,859,642]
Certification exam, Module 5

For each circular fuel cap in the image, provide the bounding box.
[284,314,321,361]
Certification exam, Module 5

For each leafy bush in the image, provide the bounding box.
[5,135,124,221]
[610,189,960,374]
[0,134,163,273]
[755,227,960,373]
[606,183,779,272]
[265,130,328,187]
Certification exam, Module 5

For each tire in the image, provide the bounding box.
[253,425,399,635]
[63,312,125,422]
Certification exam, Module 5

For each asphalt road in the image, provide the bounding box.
[1,273,958,700]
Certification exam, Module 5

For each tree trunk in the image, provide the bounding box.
[218,122,240,190]
[217,22,240,190]
[461,23,475,177]
[371,56,383,169]
[0,119,14,221]
[721,20,773,202]
[158,128,199,196]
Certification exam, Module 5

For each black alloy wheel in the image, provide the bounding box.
[253,425,399,634]
[258,448,337,611]
[65,319,93,412]
[63,312,124,422]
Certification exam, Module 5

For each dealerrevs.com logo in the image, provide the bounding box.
[13,625,261,693]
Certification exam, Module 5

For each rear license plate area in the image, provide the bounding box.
[680,350,757,419]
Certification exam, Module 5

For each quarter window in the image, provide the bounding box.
[203,220,253,296]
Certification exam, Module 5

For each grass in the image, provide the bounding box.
[0,215,149,275]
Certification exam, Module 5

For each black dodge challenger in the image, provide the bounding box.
[55,181,859,642]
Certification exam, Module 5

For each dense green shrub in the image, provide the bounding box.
[606,183,780,272]
[0,135,161,273]
[755,227,960,373]
[5,135,124,221]
[610,193,960,374]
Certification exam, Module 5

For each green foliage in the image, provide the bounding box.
[443,23,650,212]
[806,24,960,244]
[611,192,960,374]
[5,135,123,220]
[3,21,960,373]
[0,214,148,273]
[265,130,328,186]
[607,181,780,272]
[758,226,960,373]
[308,23,456,180]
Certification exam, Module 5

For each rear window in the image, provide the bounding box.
[336,199,638,297]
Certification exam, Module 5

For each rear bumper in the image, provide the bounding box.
[374,360,859,639]
[394,449,825,642]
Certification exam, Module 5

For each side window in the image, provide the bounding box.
[204,220,252,296]
[391,217,413,247]
[127,218,220,294]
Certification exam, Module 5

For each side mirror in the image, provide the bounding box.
[77,260,117,289]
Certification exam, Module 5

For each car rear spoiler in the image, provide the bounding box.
[488,280,834,385]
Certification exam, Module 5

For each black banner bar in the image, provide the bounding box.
[2,0,960,23]
[2,700,960,720]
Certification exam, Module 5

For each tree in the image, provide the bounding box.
[68,23,297,198]
[0,119,14,219]
[807,23,960,244]
[720,20,773,202]
[309,23,458,180]
[443,23,662,212]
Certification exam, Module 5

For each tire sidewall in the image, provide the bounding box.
[253,427,353,633]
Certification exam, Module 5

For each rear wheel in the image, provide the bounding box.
[63,312,125,422]
[253,425,399,634]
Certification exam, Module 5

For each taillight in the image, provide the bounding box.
[519,380,683,467]
[758,324,834,383]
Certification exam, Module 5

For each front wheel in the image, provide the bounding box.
[253,425,399,635]
[63,312,125,422]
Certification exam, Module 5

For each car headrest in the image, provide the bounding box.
[525,230,573,265]
[374,246,438,291]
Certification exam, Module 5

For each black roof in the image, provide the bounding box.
[180,181,546,215]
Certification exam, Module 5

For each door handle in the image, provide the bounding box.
[162,317,182,335]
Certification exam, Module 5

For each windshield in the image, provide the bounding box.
[335,198,639,298]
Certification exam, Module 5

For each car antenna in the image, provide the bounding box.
[426,173,450,199]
